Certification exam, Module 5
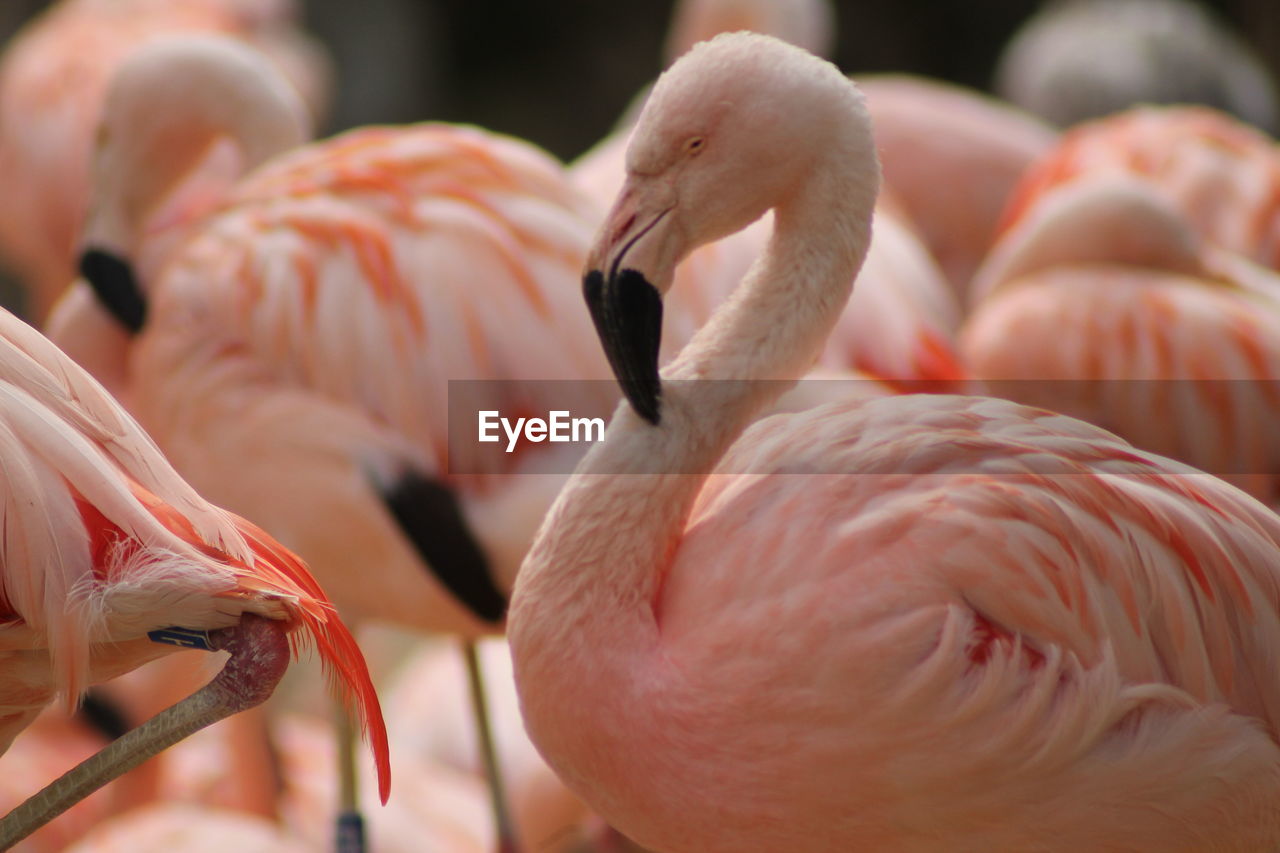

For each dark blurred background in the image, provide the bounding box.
[2,0,1278,163]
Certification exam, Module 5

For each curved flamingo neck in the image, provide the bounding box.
[510,109,877,783]
[82,37,309,258]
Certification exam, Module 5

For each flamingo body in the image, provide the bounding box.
[964,177,1280,504]
[124,122,612,632]
[510,33,1280,852]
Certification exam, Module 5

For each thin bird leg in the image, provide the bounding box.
[0,613,290,851]
[462,639,519,853]
[334,706,367,853]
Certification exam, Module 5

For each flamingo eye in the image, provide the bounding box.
[685,136,706,156]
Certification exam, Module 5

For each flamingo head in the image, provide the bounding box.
[584,31,860,423]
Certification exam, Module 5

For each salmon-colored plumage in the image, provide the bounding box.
[998,106,1280,268]
[0,305,389,801]
[965,173,1280,505]
[125,122,614,623]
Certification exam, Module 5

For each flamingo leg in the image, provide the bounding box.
[334,706,367,853]
[462,639,519,853]
[0,614,290,851]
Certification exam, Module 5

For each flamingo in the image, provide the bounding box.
[994,0,1278,133]
[52,32,615,851]
[854,74,1057,300]
[508,33,1280,851]
[0,0,328,321]
[45,32,312,404]
[961,176,1280,506]
[0,305,389,847]
[997,105,1280,275]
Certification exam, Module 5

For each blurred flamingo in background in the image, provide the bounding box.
[51,32,615,852]
[855,74,1057,300]
[655,201,966,392]
[962,175,1280,506]
[386,639,603,852]
[0,0,329,321]
[997,105,1280,274]
[995,0,1278,133]
[0,305,388,847]
[510,33,1280,852]
[44,33,311,403]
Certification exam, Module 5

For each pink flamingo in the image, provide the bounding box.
[0,305,389,847]
[855,74,1057,300]
[51,33,614,851]
[998,105,1280,272]
[962,176,1280,506]
[508,33,1280,851]
[45,32,311,403]
[0,0,328,321]
[571,8,965,393]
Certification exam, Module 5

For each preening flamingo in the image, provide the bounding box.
[963,176,1280,505]
[54,33,615,849]
[995,0,1278,133]
[0,0,328,320]
[509,33,1280,852]
[0,306,389,847]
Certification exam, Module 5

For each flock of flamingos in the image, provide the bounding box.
[1,0,1280,850]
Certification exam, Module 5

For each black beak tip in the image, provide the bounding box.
[583,268,664,426]
[626,375,662,425]
[78,247,147,335]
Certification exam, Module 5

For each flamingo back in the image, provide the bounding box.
[648,394,1280,848]
[143,125,614,479]
[999,106,1280,268]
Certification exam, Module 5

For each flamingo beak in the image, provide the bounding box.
[582,182,680,425]
[78,248,147,335]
